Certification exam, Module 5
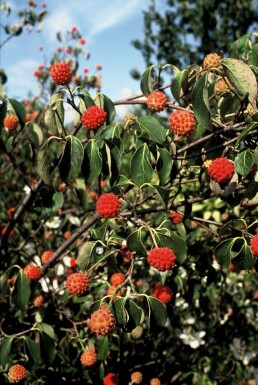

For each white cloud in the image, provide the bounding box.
[43,8,76,41]
[8,59,39,88]
[86,0,142,37]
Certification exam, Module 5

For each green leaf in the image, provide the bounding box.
[112,297,127,326]
[81,140,102,184]
[77,88,95,108]
[12,270,31,310]
[234,150,254,176]
[37,140,54,186]
[171,68,189,102]
[97,336,109,360]
[142,183,169,209]
[77,241,102,272]
[0,337,14,366]
[37,323,56,340]
[8,98,26,128]
[250,43,258,67]
[44,92,64,136]
[215,238,238,267]
[191,73,210,129]
[130,143,153,185]
[229,34,250,60]
[24,336,41,366]
[40,332,56,364]
[156,147,173,185]
[124,299,142,332]
[155,232,187,264]
[0,266,17,301]
[127,229,147,258]
[241,171,258,206]
[147,296,167,328]
[221,58,257,108]
[103,94,116,125]
[232,241,254,270]
[138,116,166,145]
[59,136,84,185]
[254,148,258,164]
[140,65,156,95]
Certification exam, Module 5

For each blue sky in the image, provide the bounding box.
[1,0,164,114]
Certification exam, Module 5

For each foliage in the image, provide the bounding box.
[0,3,258,385]
[131,0,258,72]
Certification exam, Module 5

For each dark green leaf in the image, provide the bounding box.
[130,143,153,185]
[8,98,26,128]
[250,43,258,67]
[127,229,147,257]
[12,270,31,310]
[124,299,142,331]
[97,336,109,360]
[37,140,53,186]
[77,88,95,108]
[59,136,84,185]
[235,149,254,176]
[77,241,102,272]
[147,296,167,328]
[40,332,56,364]
[235,122,258,148]
[103,94,116,125]
[143,183,169,209]
[0,337,14,366]
[171,68,189,103]
[24,336,41,366]
[81,140,102,184]
[232,241,254,270]
[37,323,56,340]
[138,116,166,145]
[156,147,173,185]
[191,74,210,129]
[241,170,258,206]
[215,238,239,267]
[0,266,17,301]
[140,65,156,95]
[112,297,127,326]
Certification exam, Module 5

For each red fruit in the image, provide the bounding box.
[96,193,121,218]
[168,110,196,137]
[110,272,125,287]
[23,265,42,280]
[107,285,123,298]
[8,364,27,383]
[229,263,241,273]
[103,373,119,385]
[169,212,182,223]
[96,64,102,71]
[34,70,41,77]
[80,348,98,366]
[89,304,116,336]
[70,257,77,267]
[50,62,72,85]
[148,247,177,271]
[250,234,258,256]
[150,378,161,385]
[33,294,44,307]
[65,272,89,296]
[41,250,54,264]
[131,371,143,384]
[79,38,86,44]
[203,53,222,69]
[146,91,168,112]
[153,283,173,303]
[208,157,234,184]
[4,115,19,130]
[81,106,107,130]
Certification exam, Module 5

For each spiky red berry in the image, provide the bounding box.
[150,378,161,385]
[153,283,173,303]
[131,372,143,384]
[8,364,27,383]
[96,193,121,218]
[50,62,72,85]
[250,234,258,256]
[80,348,98,366]
[107,285,123,298]
[103,373,119,385]
[207,157,234,184]
[33,294,44,307]
[65,272,89,296]
[81,106,107,130]
[110,272,125,287]
[169,212,182,223]
[203,53,222,69]
[41,250,54,264]
[146,91,168,112]
[168,110,196,137]
[4,115,19,130]
[89,304,116,336]
[23,265,42,280]
[148,247,177,271]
